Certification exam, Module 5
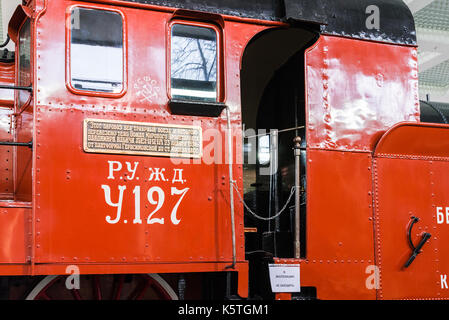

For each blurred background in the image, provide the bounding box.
[405,0,449,103]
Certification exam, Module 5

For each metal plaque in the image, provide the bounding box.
[83,119,202,158]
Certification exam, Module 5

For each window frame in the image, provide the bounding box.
[15,18,33,112]
[65,4,128,98]
[167,20,224,104]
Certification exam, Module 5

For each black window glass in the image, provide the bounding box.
[70,7,124,93]
[171,24,217,102]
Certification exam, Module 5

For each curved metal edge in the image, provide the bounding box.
[373,122,449,158]
[8,5,33,44]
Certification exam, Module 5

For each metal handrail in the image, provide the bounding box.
[0,141,33,149]
[0,85,33,92]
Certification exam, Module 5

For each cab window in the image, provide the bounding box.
[170,24,218,102]
[69,7,124,94]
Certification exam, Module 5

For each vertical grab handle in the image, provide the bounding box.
[293,137,302,259]
[403,216,431,269]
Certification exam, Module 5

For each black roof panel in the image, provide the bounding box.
[111,0,416,45]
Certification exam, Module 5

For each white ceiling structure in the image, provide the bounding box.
[405,0,449,103]
[1,0,449,103]
[0,0,19,51]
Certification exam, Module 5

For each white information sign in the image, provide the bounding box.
[268,264,301,293]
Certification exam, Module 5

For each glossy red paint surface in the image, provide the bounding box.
[373,123,449,299]
[0,0,281,297]
[305,36,420,152]
[296,35,420,299]
[31,0,268,267]
[0,202,31,263]
[301,149,376,300]
[0,62,15,107]
[374,157,438,299]
[375,122,449,158]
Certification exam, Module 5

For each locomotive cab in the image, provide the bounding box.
[0,5,33,274]
[0,0,449,301]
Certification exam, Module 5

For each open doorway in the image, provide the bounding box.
[241,26,318,260]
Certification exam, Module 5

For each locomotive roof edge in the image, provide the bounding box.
[108,0,416,45]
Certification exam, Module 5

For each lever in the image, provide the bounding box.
[403,216,431,269]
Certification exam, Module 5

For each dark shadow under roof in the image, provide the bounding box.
[116,0,416,45]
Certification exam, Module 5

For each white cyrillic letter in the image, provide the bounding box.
[441,274,448,289]
[172,169,186,184]
[102,185,126,224]
[126,162,139,180]
[148,168,166,182]
[108,161,122,180]
[437,207,444,224]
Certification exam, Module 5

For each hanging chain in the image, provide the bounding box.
[231,182,298,221]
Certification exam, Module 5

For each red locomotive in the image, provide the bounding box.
[0,0,446,300]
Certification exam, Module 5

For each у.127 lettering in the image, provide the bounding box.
[102,160,189,225]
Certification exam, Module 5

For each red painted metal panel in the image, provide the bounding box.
[302,149,376,300]
[375,122,449,159]
[0,205,30,263]
[34,109,241,263]
[374,125,449,299]
[374,157,439,299]
[305,36,419,152]
[0,62,15,107]
[29,0,269,289]
[427,160,449,299]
